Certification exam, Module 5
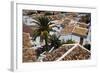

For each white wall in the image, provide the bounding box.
[0,0,100,73]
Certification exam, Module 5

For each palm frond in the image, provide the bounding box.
[32,30,41,40]
[32,20,40,25]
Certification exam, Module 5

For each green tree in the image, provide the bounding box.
[32,16,55,51]
[49,34,61,49]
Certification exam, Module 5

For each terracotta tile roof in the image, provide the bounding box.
[56,44,90,61]
[60,25,75,35]
[72,26,88,38]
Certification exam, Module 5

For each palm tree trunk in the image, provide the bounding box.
[40,36,43,43]
[43,31,49,51]
[44,36,48,51]
[79,37,84,45]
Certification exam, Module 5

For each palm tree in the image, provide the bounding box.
[32,16,55,51]
[49,34,61,49]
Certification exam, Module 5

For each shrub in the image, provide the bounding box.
[83,44,91,50]
[65,39,76,44]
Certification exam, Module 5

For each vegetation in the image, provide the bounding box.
[45,12,53,16]
[66,39,76,44]
[61,39,76,44]
[32,16,55,51]
[49,34,62,49]
[79,13,91,24]
[79,37,84,45]
[83,44,91,50]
